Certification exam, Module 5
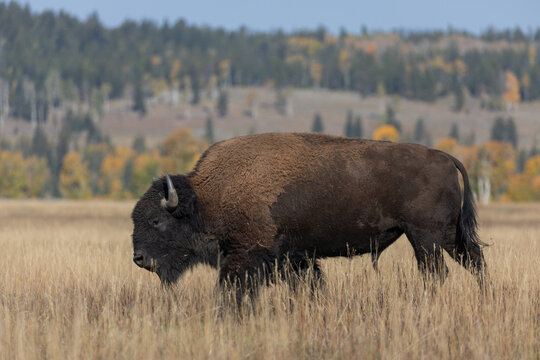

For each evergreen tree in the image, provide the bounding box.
[449,123,460,142]
[217,91,228,118]
[453,85,465,112]
[491,117,518,147]
[384,105,401,132]
[517,150,527,173]
[82,114,104,144]
[54,121,71,196]
[506,117,518,148]
[491,117,506,142]
[191,73,201,105]
[132,135,146,154]
[132,78,146,116]
[413,117,432,146]
[463,132,476,146]
[353,116,363,138]
[344,118,353,137]
[413,118,426,144]
[450,71,465,112]
[311,113,324,133]
[123,158,134,193]
[12,80,31,120]
[530,139,539,158]
[32,125,51,165]
[205,114,215,143]
[344,110,353,137]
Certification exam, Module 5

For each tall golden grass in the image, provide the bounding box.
[0,200,539,359]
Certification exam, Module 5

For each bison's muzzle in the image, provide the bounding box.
[133,251,145,268]
[133,250,158,272]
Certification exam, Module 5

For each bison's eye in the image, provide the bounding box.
[149,218,160,227]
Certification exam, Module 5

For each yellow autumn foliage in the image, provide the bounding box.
[507,155,540,201]
[99,147,134,199]
[502,71,521,105]
[481,141,516,198]
[453,59,467,75]
[372,125,399,142]
[310,61,323,86]
[131,150,163,197]
[0,151,49,198]
[338,49,350,69]
[59,152,91,199]
[434,137,459,157]
[524,155,540,176]
[288,36,323,56]
[169,59,182,81]
[285,54,307,66]
[161,129,207,174]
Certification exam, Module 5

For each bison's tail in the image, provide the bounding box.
[445,154,487,252]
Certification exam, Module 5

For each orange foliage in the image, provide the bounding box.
[434,137,459,156]
[366,42,377,56]
[150,55,161,67]
[459,145,480,170]
[100,147,135,199]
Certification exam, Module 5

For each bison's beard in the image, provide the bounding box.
[156,258,191,286]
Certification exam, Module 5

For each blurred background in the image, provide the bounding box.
[0,0,539,202]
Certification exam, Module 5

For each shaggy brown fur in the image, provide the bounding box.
[131,133,486,301]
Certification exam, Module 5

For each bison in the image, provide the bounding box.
[131,133,486,301]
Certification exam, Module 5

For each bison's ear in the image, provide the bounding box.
[171,191,197,218]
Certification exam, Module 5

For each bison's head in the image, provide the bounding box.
[131,173,206,285]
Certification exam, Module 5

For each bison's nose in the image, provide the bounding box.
[133,252,145,267]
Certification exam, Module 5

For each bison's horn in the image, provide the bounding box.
[161,172,179,211]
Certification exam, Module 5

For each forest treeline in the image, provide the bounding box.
[1,112,540,202]
[1,2,540,202]
[0,1,540,125]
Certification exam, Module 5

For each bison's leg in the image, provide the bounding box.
[440,229,487,286]
[219,248,276,308]
[370,239,396,272]
[457,243,487,287]
[370,230,404,272]
[282,257,324,293]
[406,228,449,285]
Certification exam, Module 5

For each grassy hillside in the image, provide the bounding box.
[5,87,539,149]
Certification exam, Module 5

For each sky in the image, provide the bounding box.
[17,0,540,34]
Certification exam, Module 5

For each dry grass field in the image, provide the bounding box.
[0,200,539,359]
